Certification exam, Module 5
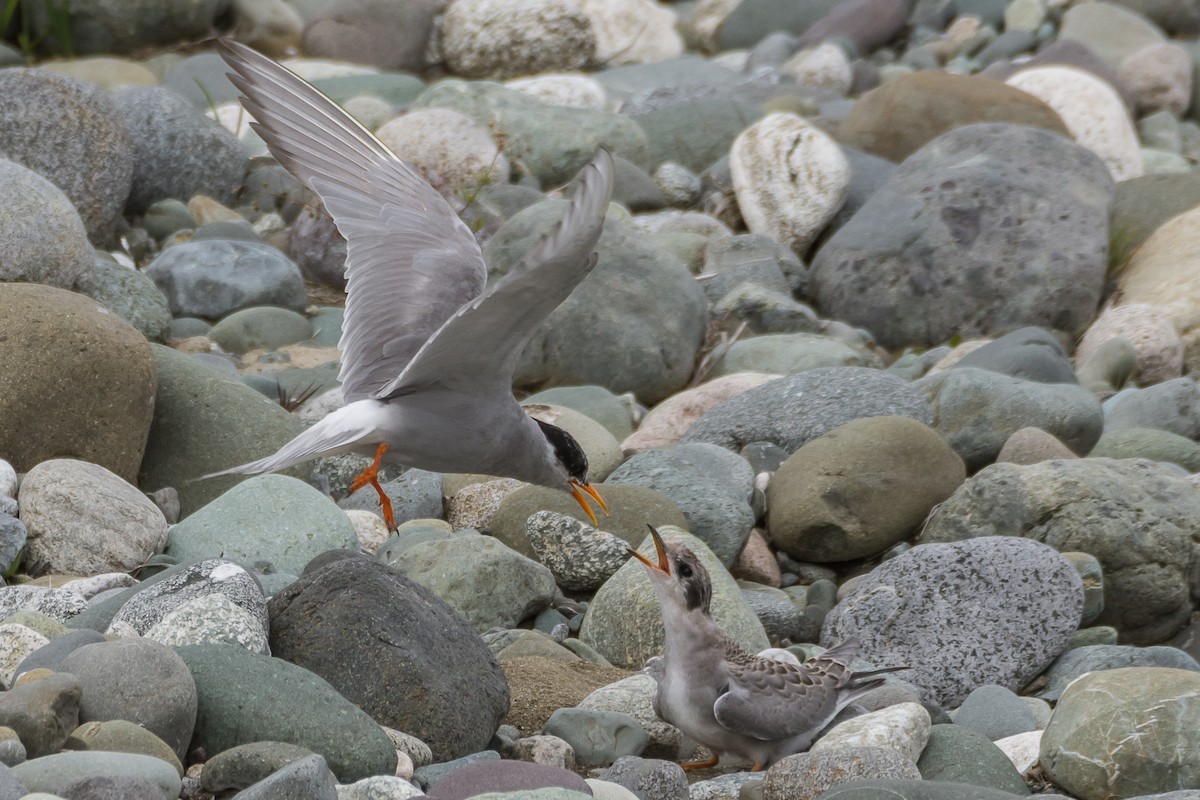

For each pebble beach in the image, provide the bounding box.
[1,0,1200,798]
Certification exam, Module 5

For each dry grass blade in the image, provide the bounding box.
[276,379,325,412]
[689,317,748,387]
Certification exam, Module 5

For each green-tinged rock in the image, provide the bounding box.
[1088,427,1200,471]
[917,724,1030,794]
[166,474,357,576]
[12,751,180,799]
[175,644,396,782]
[522,404,622,481]
[580,526,769,668]
[711,332,877,377]
[1040,667,1200,798]
[386,533,555,631]
[312,73,424,106]
[68,720,183,776]
[489,484,688,559]
[138,343,306,517]
[87,255,172,342]
[525,386,635,441]
[413,79,649,185]
[208,307,314,354]
[542,709,647,767]
[200,741,317,793]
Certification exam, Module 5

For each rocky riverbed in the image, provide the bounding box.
[1,0,1200,798]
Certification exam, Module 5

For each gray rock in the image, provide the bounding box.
[683,367,933,454]
[143,198,196,240]
[208,307,313,354]
[605,444,755,565]
[268,554,508,761]
[1063,551,1105,627]
[337,468,443,525]
[232,753,337,800]
[740,582,806,643]
[201,741,317,793]
[711,333,879,378]
[31,0,223,54]
[811,123,1112,350]
[13,630,105,682]
[524,386,635,442]
[713,285,821,336]
[86,256,171,342]
[145,240,306,319]
[1036,644,1200,702]
[287,206,347,290]
[577,674,682,760]
[597,756,686,800]
[414,81,648,186]
[145,592,270,654]
[580,527,769,669]
[916,724,1031,794]
[0,159,91,290]
[0,672,81,758]
[0,69,133,244]
[951,327,1078,384]
[0,587,87,623]
[612,155,667,211]
[163,52,240,109]
[822,536,1083,707]
[484,207,706,405]
[953,685,1038,741]
[1088,427,1200,471]
[112,86,246,213]
[915,368,1103,470]
[110,558,268,636]
[68,719,183,777]
[817,146,899,250]
[1104,377,1200,438]
[413,750,499,790]
[58,773,173,800]
[301,0,438,72]
[61,638,197,759]
[813,779,1059,799]
[767,416,965,563]
[11,752,179,799]
[385,532,556,631]
[541,710,646,768]
[1041,667,1200,798]
[525,512,629,592]
[0,516,25,578]
[921,458,1200,644]
[762,747,921,799]
[167,475,357,576]
[700,234,793,304]
[177,643,397,781]
[18,459,168,577]
[423,759,589,799]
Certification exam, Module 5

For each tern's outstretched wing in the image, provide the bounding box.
[376,148,614,399]
[219,41,487,402]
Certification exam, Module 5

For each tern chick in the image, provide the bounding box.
[628,526,908,772]
[202,41,614,531]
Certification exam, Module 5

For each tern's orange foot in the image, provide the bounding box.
[680,753,719,771]
[350,443,397,533]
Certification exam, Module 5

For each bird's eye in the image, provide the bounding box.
[678,563,693,578]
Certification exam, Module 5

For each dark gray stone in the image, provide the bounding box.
[917,724,1030,794]
[201,741,317,793]
[113,86,246,213]
[597,756,686,800]
[86,255,172,342]
[915,368,1103,470]
[1036,645,1200,702]
[57,773,164,800]
[542,709,647,767]
[605,444,755,566]
[60,638,197,759]
[30,0,224,55]
[14,629,106,681]
[0,672,81,758]
[812,123,1112,350]
[176,644,397,782]
[0,69,133,244]
[815,778,1044,799]
[486,207,707,405]
[268,556,509,761]
[921,458,1200,645]
[794,0,910,52]
[952,685,1038,741]
[0,514,25,578]
[683,367,933,454]
[715,0,842,49]
[700,234,794,304]
[952,327,1078,384]
[822,536,1083,706]
[424,760,589,800]
[713,284,821,336]
[302,0,439,72]
[817,146,898,251]
[337,468,444,525]
[287,206,347,290]
[145,240,306,319]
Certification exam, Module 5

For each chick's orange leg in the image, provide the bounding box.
[680,753,720,771]
[349,443,396,533]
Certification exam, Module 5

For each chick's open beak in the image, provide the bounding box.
[626,524,670,575]
[569,479,609,526]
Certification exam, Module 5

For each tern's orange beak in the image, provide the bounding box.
[626,524,670,575]
[569,479,609,526]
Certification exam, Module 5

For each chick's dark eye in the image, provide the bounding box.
[678,563,693,578]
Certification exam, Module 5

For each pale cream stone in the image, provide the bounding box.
[579,0,684,65]
[811,701,932,763]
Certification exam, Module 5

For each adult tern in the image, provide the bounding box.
[204,41,613,532]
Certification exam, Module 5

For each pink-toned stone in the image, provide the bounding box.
[731,528,781,588]
[621,373,780,453]
[996,427,1080,465]
[1077,303,1183,385]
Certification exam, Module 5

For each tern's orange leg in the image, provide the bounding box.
[349,443,396,533]
[680,753,719,771]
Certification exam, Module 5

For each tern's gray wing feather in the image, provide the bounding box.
[219,41,487,402]
[376,148,614,399]
[713,640,861,742]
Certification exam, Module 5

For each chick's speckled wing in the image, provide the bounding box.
[219,40,487,403]
[712,640,858,742]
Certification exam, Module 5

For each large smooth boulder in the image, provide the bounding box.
[0,284,154,483]
[145,240,306,320]
[0,159,92,290]
[812,123,1112,350]
[30,0,225,55]
[822,536,1083,707]
[268,555,509,761]
[138,344,306,518]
